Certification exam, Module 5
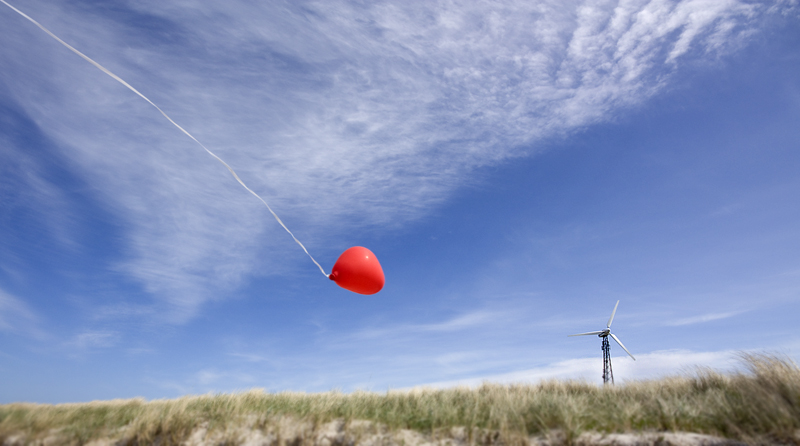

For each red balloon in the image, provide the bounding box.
[329,246,385,295]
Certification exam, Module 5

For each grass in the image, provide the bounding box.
[1,354,799,445]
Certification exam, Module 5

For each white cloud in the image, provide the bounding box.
[0,120,81,252]
[228,352,273,363]
[351,309,509,340]
[412,348,742,388]
[665,310,744,326]
[67,330,120,349]
[215,307,543,391]
[88,303,156,321]
[0,289,45,339]
[0,0,788,320]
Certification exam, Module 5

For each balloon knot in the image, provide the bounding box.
[328,272,337,281]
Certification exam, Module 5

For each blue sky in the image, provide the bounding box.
[1,0,799,403]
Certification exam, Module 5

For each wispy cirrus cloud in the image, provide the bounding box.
[0,0,791,321]
[351,310,510,340]
[413,348,742,388]
[67,330,120,350]
[0,289,45,339]
[665,310,745,326]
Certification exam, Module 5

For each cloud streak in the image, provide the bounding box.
[67,330,120,350]
[351,310,509,340]
[0,289,45,339]
[0,0,789,320]
[414,348,742,388]
[665,310,744,326]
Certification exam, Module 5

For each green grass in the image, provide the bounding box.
[1,354,799,445]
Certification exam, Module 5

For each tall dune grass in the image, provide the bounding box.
[1,354,798,445]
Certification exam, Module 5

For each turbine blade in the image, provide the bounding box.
[607,300,620,328]
[610,333,635,360]
[568,331,604,337]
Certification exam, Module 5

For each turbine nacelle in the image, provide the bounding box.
[568,300,635,361]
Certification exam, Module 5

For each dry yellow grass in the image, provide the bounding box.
[1,354,798,445]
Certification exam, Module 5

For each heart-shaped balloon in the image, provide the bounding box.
[329,246,385,295]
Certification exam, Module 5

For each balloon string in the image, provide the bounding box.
[1,0,329,277]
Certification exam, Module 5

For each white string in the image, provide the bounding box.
[1,0,329,277]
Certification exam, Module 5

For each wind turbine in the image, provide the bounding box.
[569,300,635,384]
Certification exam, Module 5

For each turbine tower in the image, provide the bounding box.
[569,300,635,384]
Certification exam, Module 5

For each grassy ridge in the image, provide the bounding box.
[1,354,799,445]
